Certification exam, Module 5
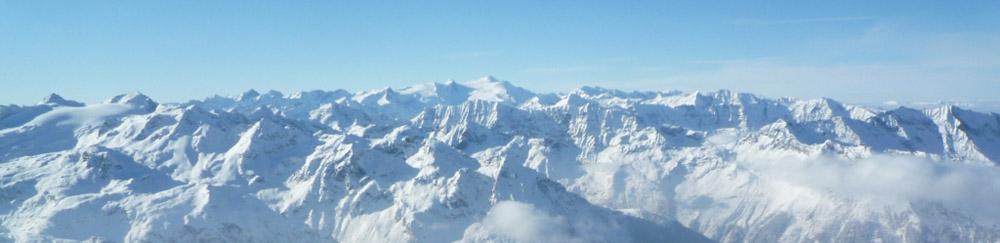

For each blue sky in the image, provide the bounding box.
[1,1,998,105]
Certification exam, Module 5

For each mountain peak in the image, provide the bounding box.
[106,92,158,110]
[263,90,283,98]
[352,86,406,106]
[463,75,514,87]
[238,89,261,101]
[460,76,534,104]
[480,75,499,83]
[38,93,84,107]
[5,80,1000,243]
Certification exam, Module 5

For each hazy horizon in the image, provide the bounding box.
[3,1,999,107]
[10,76,1000,114]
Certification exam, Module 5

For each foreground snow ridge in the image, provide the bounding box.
[2,77,999,243]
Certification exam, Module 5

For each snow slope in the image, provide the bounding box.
[1,77,999,242]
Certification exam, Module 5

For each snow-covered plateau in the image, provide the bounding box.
[2,77,999,242]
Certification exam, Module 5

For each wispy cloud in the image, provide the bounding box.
[458,201,631,243]
[731,16,876,26]
[738,153,1000,224]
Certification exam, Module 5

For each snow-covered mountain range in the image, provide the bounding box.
[2,77,999,242]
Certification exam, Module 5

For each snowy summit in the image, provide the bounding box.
[1,77,999,242]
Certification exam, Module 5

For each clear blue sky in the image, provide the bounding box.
[2,1,998,105]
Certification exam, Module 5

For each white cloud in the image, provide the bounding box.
[458,201,583,243]
[738,153,1000,224]
[705,129,741,147]
[457,201,634,243]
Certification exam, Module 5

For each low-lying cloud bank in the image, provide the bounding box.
[457,201,633,243]
[739,153,1000,224]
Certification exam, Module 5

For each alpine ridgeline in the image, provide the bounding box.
[2,77,999,242]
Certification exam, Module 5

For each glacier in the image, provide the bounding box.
[1,76,999,242]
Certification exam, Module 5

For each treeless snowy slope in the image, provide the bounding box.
[1,78,999,242]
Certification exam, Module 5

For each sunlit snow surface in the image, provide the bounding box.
[1,78,999,242]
